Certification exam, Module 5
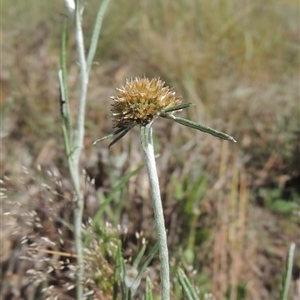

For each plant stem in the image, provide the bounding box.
[280,243,296,300]
[141,124,170,300]
[71,1,88,299]
[61,1,110,298]
[58,7,84,300]
[74,0,88,158]
[86,0,111,75]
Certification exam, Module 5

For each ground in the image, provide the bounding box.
[1,0,299,299]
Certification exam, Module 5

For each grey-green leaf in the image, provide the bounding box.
[166,115,236,143]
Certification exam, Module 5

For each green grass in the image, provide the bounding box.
[1,0,299,299]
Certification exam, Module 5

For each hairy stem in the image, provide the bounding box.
[72,1,87,298]
[141,124,170,300]
[61,0,110,298]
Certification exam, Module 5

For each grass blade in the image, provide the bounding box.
[145,277,153,300]
[280,243,296,300]
[177,268,200,300]
[136,242,159,280]
[133,244,147,269]
[113,241,122,300]
[93,163,145,228]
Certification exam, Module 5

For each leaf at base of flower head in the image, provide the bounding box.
[165,115,237,143]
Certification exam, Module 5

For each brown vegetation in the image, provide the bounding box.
[1,0,299,299]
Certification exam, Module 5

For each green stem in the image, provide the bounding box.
[280,243,296,300]
[58,8,84,298]
[140,124,170,300]
[86,0,111,75]
[61,1,110,299]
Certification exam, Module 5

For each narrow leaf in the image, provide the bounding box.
[92,132,115,145]
[136,242,159,279]
[60,17,70,117]
[177,268,200,300]
[92,163,145,228]
[166,115,236,142]
[162,103,194,114]
[59,71,71,155]
[126,243,159,298]
[113,241,122,300]
[92,126,133,146]
[280,243,296,300]
[145,277,153,300]
[109,126,133,148]
[130,243,159,297]
[133,244,146,269]
[59,17,72,150]
[86,0,111,74]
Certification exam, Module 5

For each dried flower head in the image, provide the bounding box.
[93,77,236,147]
[111,77,181,128]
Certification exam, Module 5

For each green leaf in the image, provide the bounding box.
[165,115,236,143]
[172,175,185,200]
[92,126,133,146]
[145,277,153,300]
[113,241,125,300]
[280,243,296,300]
[129,242,159,297]
[86,0,111,74]
[93,163,145,228]
[60,17,71,132]
[136,242,159,281]
[133,244,147,269]
[59,17,72,154]
[162,103,194,114]
[185,176,207,213]
[177,268,200,300]
[270,200,299,215]
[108,126,133,148]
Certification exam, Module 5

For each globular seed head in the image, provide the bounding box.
[111,77,181,129]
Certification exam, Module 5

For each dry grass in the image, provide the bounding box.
[1,0,299,299]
